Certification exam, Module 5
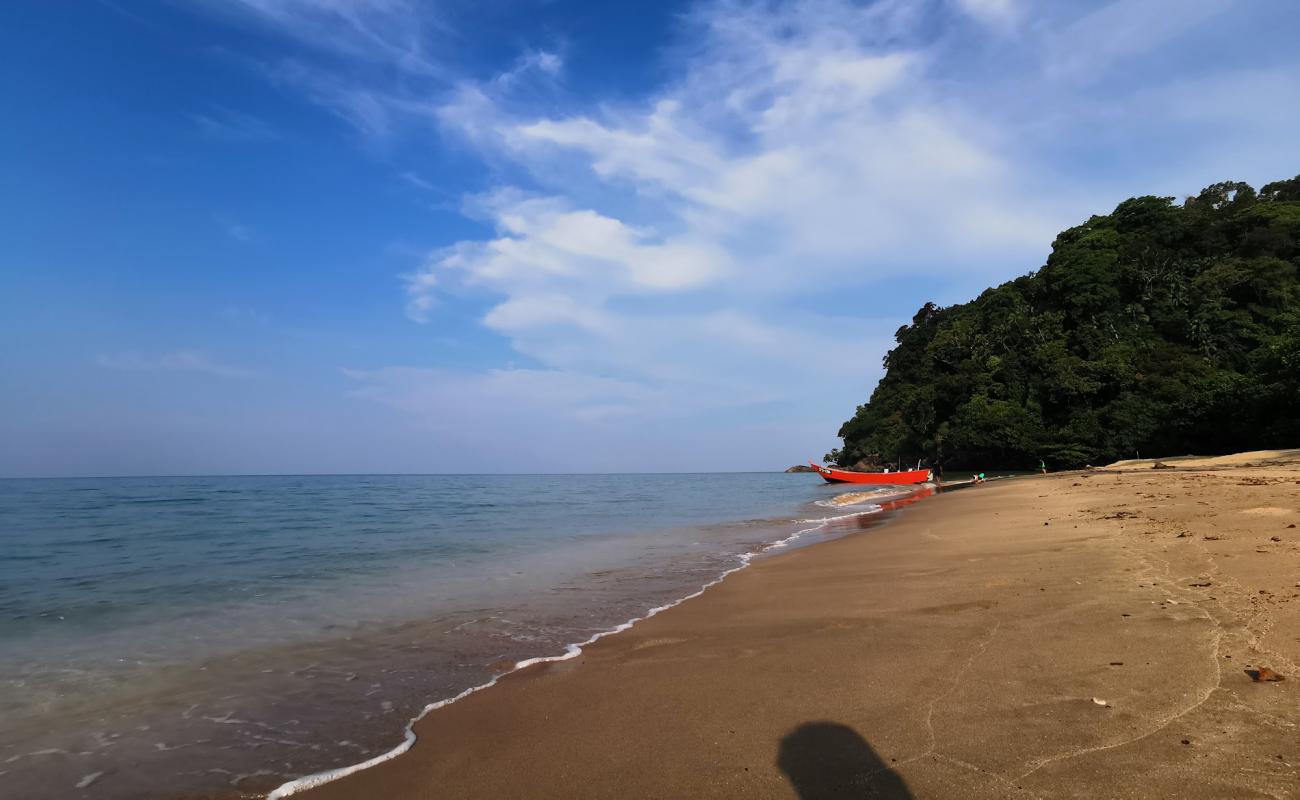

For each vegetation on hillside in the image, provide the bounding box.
[830,175,1300,471]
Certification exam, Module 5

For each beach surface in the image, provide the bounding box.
[291,454,1300,799]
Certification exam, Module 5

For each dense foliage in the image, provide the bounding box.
[831,175,1300,470]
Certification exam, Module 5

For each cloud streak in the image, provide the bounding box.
[1043,0,1233,83]
[98,351,256,379]
[189,106,281,142]
[215,0,444,75]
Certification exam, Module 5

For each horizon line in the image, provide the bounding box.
[0,469,808,481]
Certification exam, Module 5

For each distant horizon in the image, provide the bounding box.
[5,0,1300,477]
[1,463,1038,481]
[1,469,808,480]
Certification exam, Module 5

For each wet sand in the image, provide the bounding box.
[292,453,1300,799]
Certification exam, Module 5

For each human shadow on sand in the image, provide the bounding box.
[777,721,913,799]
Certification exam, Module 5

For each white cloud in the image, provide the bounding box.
[405,192,732,322]
[98,352,256,379]
[442,10,1063,291]
[533,50,562,76]
[509,101,726,190]
[953,0,1019,30]
[495,49,565,86]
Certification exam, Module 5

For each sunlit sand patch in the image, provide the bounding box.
[1241,507,1293,516]
[631,637,689,651]
[1102,448,1300,470]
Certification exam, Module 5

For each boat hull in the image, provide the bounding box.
[809,462,932,485]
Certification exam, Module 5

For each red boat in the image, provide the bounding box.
[809,461,933,485]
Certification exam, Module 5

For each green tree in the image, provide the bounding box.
[832,175,1300,469]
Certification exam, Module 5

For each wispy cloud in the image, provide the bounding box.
[211,0,445,75]
[221,306,273,326]
[215,215,255,243]
[1043,0,1233,83]
[344,366,663,427]
[399,170,435,191]
[266,58,402,141]
[189,106,281,141]
[493,48,565,89]
[98,351,256,379]
[191,0,453,147]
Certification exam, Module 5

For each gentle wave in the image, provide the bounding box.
[813,487,902,508]
[265,506,882,798]
[795,507,885,523]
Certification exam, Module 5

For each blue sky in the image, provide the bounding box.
[2,0,1299,477]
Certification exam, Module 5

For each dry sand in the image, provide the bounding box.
[1101,448,1300,471]
[293,456,1300,799]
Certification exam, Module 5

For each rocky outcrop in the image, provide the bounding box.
[784,465,816,473]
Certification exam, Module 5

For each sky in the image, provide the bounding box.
[2,0,1299,477]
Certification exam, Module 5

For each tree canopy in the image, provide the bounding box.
[830,175,1300,470]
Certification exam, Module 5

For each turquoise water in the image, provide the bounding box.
[0,473,904,798]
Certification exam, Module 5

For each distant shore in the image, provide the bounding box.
[274,449,1300,798]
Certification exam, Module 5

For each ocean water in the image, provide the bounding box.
[0,473,919,799]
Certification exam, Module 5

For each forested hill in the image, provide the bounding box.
[831,175,1300,471]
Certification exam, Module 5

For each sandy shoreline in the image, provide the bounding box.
[283,456,1300,799]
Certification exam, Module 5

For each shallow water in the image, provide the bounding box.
[0,474,908,798]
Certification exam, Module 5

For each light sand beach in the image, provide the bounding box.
[288,453,1300,799]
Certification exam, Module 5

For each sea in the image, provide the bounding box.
[0,473,923,799]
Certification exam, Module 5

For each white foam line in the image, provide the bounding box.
[265,506,885,799]
[794,506,883,524]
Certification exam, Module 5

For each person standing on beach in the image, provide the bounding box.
[1039,459,1047,474]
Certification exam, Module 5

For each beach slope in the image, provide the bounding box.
[295,459,1300,799]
